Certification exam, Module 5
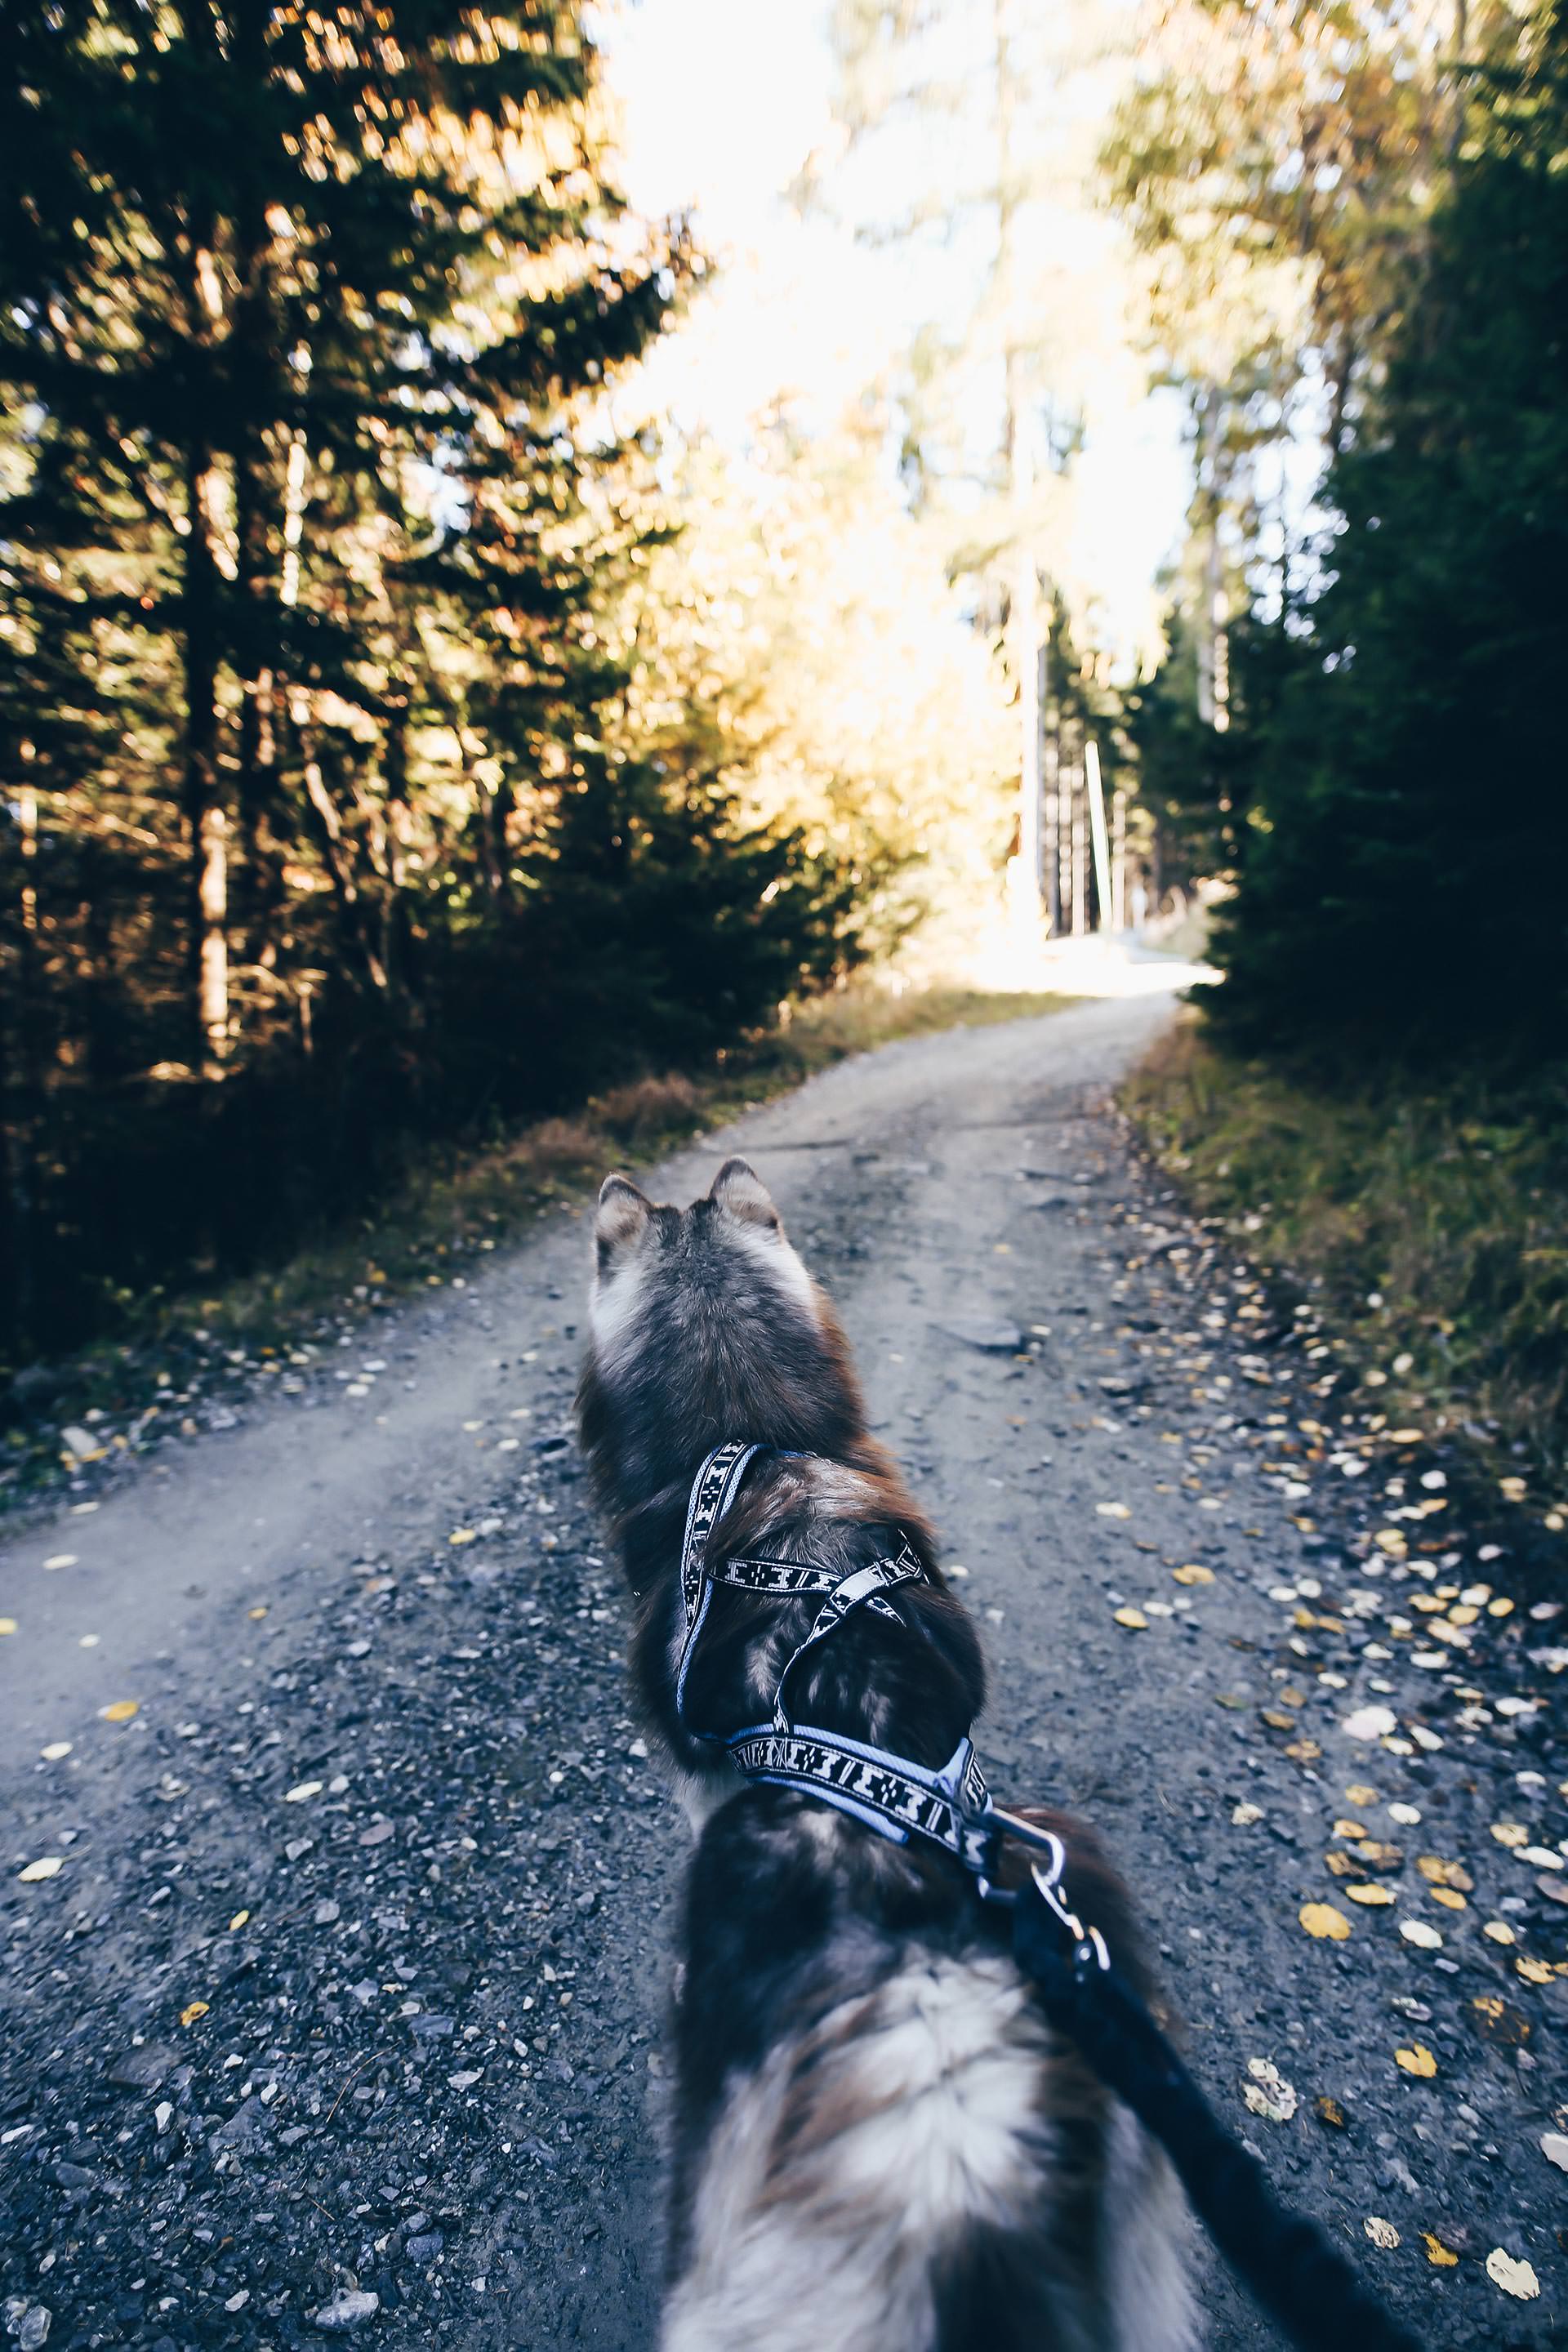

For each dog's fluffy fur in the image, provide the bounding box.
[577,1157,1196,2352]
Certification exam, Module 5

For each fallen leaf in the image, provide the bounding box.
[1347,1883,1396,1907]
[283,1780,323,1804]
[229,1910,250,1931]
[1333,1819,1369,1840]
[1300,1903,1352,1941]
[179,2000,209,2027]
[1242,2057,1298,2123]
[1112,1606,1148,1630]
[99,1699,140,1723]
[1343,1706,1396,1741]
[1345,1783,1380,1807]
[1096,1503,1131,1520]
[1481,1920,1517,1945]
[448,1527,478,1546]
[1471,1996,1529,2047]
[1421,2232,1459,2268]
[1491,1822,1529,1848]
[1399,1920,1444,1950]
[1396,2043,1437,2077]
[1415,1855,1472,1890]
[18,1857,63,1882]
[1388,1802,1422,1826]
[1485,2250,1539,2301]
[1285,1738,1322,1762]
[1540,2132,1568,2173]
[1232,1802,1264,1826]
[1430,1887,1468,1911]
[0,1618,16,1637]
[1174,1563,1214,1585]
[1314,2095,1346,2128]
[1262,1709,1296,1731]
[1517,1956,1554,1986]
[39,1742,71,1762]
[1364,2217,1401,2250]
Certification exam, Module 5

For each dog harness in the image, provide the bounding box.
[673,1440,1092,1918]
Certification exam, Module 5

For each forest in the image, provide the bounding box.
[2,0,1565,1396]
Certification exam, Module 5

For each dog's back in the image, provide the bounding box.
[579,1160,1196,2352]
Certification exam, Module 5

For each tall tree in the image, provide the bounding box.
[1205,0,1568,1051]
[809,0,1121,934]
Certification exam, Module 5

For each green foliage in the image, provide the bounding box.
[1209,1,1568,1054]
[1126,1022,1568,1476]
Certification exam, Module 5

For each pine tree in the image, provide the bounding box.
[1209,1,1568,1054]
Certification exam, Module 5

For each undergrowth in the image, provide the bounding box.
[1124,1017,1568,1494]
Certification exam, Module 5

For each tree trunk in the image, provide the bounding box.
[1042,658,1062,935]
[1085,737,1112,933]
[183,445,229,1075]
[230,8,283,966]
[292,697,390,995]
[996,0,1043,933]
[1,777,41,1350]
[1070,735,1088,935]
[1111,787,1127,931]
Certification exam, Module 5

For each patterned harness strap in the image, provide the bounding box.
[673,1442,1000,1869]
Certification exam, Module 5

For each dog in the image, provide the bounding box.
[577,1156,1196,2351]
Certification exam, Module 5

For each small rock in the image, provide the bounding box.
[209,2095,268,2154]
[314,1899,341,1925]
[934,1318,1024,1355]
[17,2309,51,2352]
[308,2288,380,2332]
[405,2234,443,2264]
[106,2042,178,2091]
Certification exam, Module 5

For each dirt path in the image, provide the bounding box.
[2,991,1561,2351]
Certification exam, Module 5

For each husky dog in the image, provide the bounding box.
[577,1157,1196,2352]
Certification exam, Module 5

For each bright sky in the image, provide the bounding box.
[594,0,1194,667]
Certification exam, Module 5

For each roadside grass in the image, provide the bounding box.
[2,983,1071,1507]
[1124,1016,1568,1494]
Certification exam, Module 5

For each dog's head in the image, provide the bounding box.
[577,1156,869,1517]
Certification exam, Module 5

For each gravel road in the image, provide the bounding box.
[2,991,1564,2352]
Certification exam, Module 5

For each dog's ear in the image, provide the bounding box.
[595,1173,653,1270]
[709,1156,781,1233]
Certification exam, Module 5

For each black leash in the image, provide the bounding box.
[677,1441,1429,2352]
[1011,1873,1428,2352]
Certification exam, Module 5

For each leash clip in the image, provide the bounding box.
[1028,1847,1111,1974]
[975,1805,1067,1909]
